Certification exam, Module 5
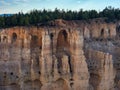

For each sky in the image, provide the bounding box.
[0,0,120,14]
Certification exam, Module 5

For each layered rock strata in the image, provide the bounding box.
[0,19,120,90]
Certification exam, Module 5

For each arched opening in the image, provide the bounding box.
[50,33,54,40]
[30,35,42,49]
[108,29,111,40]
[116,26,120,33]
[30,35,42,76]
[12,33,17,43]
[116,26,120,38]
[3,36,7,43]
[56,30,70,74]
[108,29,110,35]
[31,35,38,47]
[57,30,69,55]
[101,29,104,37]
[0,36,1,42]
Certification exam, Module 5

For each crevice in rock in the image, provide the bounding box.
[68,56,73,77]
[57,58,62,74]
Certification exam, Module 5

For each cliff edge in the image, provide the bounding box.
[0,19,120,90]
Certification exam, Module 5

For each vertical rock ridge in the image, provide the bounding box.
[0,19,119,90]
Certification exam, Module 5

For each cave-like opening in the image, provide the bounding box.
[12,33,17,43]
[56,30,70,55]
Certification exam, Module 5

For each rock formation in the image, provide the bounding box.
[0,18,120,90]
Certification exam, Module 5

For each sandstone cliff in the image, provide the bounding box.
[0,19,120,90]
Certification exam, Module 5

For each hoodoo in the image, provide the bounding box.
[0,19,120,90]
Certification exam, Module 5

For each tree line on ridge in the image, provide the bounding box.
[0,6,120,28]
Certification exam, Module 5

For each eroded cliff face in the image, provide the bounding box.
[0,19,120,90]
